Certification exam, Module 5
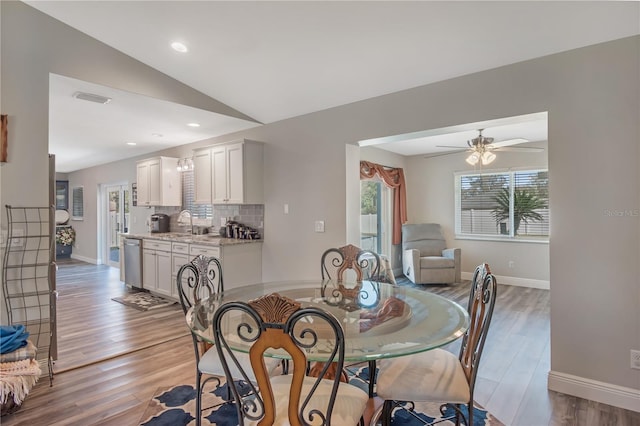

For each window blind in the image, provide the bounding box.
[71,186,84,220]
[457,170,549,238]
[182,171,212,219]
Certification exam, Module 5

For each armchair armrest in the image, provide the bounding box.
[442,248,461,283]
[402,248,420,284]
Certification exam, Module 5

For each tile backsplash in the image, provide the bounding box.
[156,204,264,237]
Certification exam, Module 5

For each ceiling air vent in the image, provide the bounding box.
[72,91,112,104]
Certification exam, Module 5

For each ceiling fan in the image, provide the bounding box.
[429,129,544,165]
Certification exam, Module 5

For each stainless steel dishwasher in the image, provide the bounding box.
[123,237,143,289]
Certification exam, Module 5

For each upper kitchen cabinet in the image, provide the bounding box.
[194,140,264,205]
[136,156,181,206]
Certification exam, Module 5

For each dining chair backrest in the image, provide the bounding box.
[213,293,347,426]
[177,254,224,361]
[320,244,381,282]
[176,254,224,314]
[459,263,497,394]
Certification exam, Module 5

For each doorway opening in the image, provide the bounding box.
[102,184,130,267]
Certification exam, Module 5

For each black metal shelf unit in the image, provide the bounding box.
[2,205,54,384]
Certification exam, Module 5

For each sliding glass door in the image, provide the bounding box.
[360,179,391,255]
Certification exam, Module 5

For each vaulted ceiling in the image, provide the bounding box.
[24,1,640,172]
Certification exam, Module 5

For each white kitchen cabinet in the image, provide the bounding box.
[136,156,181,206]
[193,149,212,204]
[142,237,262,299]
[189,244,221,258]
[211,144,229,203]
[143,240,173,297]
[188,243,262,291]
[171,242,190,299]
[218,242,262,290]
[193,140,263,205]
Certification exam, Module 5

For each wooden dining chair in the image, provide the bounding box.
[373,263,498,426]
[213,292,369,425]
[176,254,280,426]
[321,244,381,282]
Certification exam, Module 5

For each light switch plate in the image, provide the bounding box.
[314,220,325,233]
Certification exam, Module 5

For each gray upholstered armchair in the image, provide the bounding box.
[402,223,461,284]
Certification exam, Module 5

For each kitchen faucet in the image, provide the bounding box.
[177,209,193,234]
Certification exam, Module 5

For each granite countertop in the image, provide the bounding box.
[122,232,262,246]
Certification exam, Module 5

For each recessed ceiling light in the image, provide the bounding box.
[126,142,136,146]
[187,122,200,128]
[171,42,188,53]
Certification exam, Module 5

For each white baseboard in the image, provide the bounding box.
[548,370,640,413]
[69,254,98,265]
[461,271,549,289]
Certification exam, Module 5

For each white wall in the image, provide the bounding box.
[2,1,638,408]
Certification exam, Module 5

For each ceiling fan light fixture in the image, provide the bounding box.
[481,151,496,165]
[466,152,480,165]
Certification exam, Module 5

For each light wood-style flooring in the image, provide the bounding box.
[2,259,639,425]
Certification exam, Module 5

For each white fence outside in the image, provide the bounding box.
[460,208,549,236]
[361,214,378,251]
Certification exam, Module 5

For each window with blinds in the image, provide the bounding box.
[182,171,213,219]
[455,169,549,239]
[71,186,84,220]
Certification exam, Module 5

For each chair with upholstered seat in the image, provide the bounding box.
[374,263,497,426]
[213,292,369,425]
[176,255,280,426]
[321,244,381,282]
[402,223,461,284]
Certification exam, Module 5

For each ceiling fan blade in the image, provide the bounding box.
[423,149,468,159]
[490,138,529,147]
[436,145,471,149]
[493,146,544,153]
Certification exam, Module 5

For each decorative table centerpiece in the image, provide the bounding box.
[55,226,75,258]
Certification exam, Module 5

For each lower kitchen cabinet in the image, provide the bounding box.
[143,240,172,298]
[142,237,262,299]
[171,242,190,299]
[209,243,262,291]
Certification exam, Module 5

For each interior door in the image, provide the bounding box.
[105,184,130,267]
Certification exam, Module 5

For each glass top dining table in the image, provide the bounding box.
[187,280,470,363]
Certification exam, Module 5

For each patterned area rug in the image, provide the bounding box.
[111,291,176,311]
[139,365,504,425]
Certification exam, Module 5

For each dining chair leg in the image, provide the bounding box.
[195,372,202,426]
[381,400,393,426]
[465,402,472,426]
[368,360,377,397]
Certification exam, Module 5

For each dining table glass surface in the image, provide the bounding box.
[187,279,469,363]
